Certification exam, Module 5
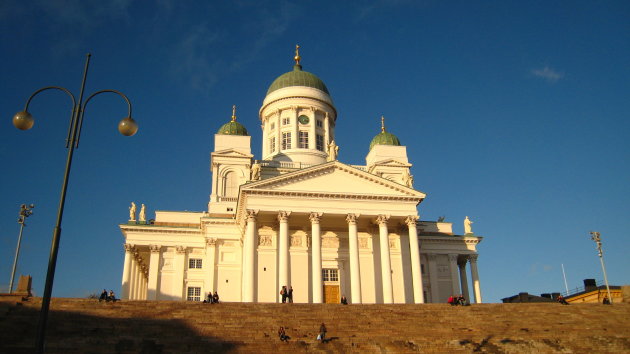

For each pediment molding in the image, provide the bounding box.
[211,148,253,158]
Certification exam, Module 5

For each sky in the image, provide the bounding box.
[0,1,628,303]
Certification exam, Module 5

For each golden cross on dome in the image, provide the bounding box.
[294,44,301,65]
[231,105,237,122]
[381,115,386,133]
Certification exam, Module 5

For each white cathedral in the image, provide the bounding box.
[120,47,483,304]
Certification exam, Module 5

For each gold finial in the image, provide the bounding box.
[294,44,301,65]
[381,115,386,133]
[231,105,237,122]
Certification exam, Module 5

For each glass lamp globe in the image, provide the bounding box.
[13,111,34,130]
[118,117,138,136]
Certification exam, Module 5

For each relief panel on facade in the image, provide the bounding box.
[290,235,302,247]
[259,235,272,247]
[322,237,339,249]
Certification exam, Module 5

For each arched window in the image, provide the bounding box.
[223,172,238,197]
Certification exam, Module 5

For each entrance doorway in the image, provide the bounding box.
[322,269,339,304]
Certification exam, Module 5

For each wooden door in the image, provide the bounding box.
[323,285,339,304]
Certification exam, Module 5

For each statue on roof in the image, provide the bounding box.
[464,216,474,234]
[402,168,414,188]
[251,162,261,181]
[139,204,146,222]
[327,140,339,162]
[129,202,137,222]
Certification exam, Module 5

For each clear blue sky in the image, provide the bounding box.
[1,1,628,303]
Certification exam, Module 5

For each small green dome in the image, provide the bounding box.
[266,64,330,96]
[369,131,401,150]
[217,105,248,136]
[217,121,248,136]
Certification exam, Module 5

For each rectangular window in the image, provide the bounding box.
[316,134,324,151]
[282,117,290,125]
[322,268,339,282]
[188,258,202,269]
[282,132,292,150]
[187,287,201,301]
[316,119,323,128]
[299,131,309,148]
[269,137,276,153]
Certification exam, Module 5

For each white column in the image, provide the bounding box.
[427,254,439,303]
[243,210,258,302]
[310,212,323,303]
[469,254,482,303]
[292,106,299,149]
[377,215,393,303]
[148,245,161,300]
[121,244,134,300]
[324,112,330,145]
[309,108,317,150]
[130,255,138,300]
[276,110,281,153]
[278,211,291,301]
[262,116,268,157]
[347,213,362,304]
[205,238,217,294]
[448,254,461,296]
[140,266,147,299]
[174,246,186,300]
[459,260,470,303]
[405,216,424,303]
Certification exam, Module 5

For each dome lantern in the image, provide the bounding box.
[369,116,401,150]
[217,105,248,136]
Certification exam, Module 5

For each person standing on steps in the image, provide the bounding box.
[213,292,220,303]
[280,286,287,303]
[318,323,327,342]
[340,295,348,305]
[288,286,294,303]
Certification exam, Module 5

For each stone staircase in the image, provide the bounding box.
[0,298,628,353]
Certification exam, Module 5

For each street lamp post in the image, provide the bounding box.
[589,231,613,304]
[9,204,35,293]
[12,53,138,353]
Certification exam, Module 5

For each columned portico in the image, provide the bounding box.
[405,216,424,303]
[469,254,482,303]
[377,215,393,303]
[310,212,323,303]
[148,245,161,300]
[243,210,258,302]
[346,213,362,304]
[278,211,291,299]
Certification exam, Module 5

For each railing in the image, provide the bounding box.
[255,160,314,169]
[218,197,237,202]
[563,279,603,297]
[350,165,366,171]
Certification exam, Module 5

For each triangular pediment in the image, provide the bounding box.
[371,159,411,167]
[211,148,253,158]
[242,161,425,198]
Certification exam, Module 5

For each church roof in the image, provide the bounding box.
[217,105,248,136]
[369,116,401,150]
[265,45,330,96]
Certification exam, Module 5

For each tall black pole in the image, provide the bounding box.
[35,54,91,353]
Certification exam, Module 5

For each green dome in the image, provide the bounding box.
[369,131,401,150]
[266,64,330,95]
[217,120,248,136]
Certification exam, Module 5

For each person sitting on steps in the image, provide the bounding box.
[99,289,108,302]
[278,326,289,342]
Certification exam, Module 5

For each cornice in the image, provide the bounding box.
[120,225,202,235]
[260,97,337,121]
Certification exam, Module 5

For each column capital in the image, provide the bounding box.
[309,212,323,223]
[427,253,438,261]
[149,245,161,253]
[376,214,390,225]
[277,210,291,222]
[448,254,459,263]
[346,213,359,224]
[206,238,218,247]
[124,243,135,253]
[405,215,419,226]
[246,209,258,220]
[469,254,479,263]
[176,245,187,254]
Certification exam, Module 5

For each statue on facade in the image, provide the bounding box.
[402,168,414,187]
[139,204,146,222]
[129,202,137,221]
[464,216,473,234]
[251,162,261,181]
[327,140,339,162]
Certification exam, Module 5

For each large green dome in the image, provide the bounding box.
[266,64,330,95]
[369,116,401,150]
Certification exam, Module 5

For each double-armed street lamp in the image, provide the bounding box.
[589,231,613,304]
[12,53,138,353]
[9,204,35,293]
